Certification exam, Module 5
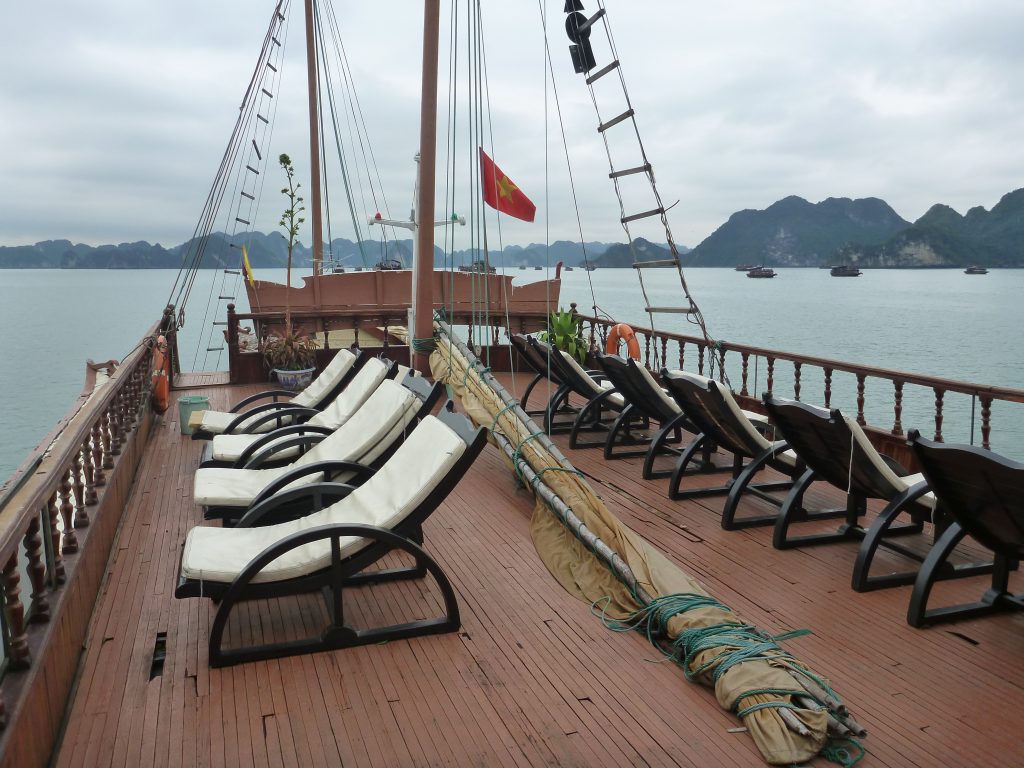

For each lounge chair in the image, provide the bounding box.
[660,370,810,529]
[509,333,567,418]
[591,353,710,478]
[175,404,487,666]
[764,396,944,591]
[200,357,399,466]
[195,374,442,524]
[190,348,365,440]
[528,338,634,447]
[906,431,1022,627]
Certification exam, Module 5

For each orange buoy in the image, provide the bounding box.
[605,323,641,360]
[151,335,170,414]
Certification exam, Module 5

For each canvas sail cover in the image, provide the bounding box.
[431,332,855,766]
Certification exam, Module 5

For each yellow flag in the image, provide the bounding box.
[241,244,255,287]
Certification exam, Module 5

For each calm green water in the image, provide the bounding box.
[2,267,1022,482]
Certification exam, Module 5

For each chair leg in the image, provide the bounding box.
[721,451,794,530]
[641,414,687,480]
[668,434,719,500]
[569,392,621,449]
[907,523,973,627]
[519,373,544,414]
[544,384,573,434]
[603,405,650,460]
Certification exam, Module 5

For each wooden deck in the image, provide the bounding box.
[53,375,1024,767]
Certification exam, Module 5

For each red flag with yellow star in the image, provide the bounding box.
[479,148,536,222]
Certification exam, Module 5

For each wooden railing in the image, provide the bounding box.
[0,315,166,768]
[574,309,1024,461]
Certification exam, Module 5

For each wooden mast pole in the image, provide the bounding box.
[412,0,441,373]
[304,0,324,275]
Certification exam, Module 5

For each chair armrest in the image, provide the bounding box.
[235,482,358,527]
[224,403,319,434]
[240,433,329,469]
[229,389,295,413]
[250,461,377,506]
[234,425,335,467]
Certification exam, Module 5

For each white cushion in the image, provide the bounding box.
[557,350,606,397]
[290,349,356,408]
[198,408,281,435]
[181,415,467,584]
[635,363,682,416]
[195,380,417,507]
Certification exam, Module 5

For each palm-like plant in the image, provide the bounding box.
[539,308,587,363]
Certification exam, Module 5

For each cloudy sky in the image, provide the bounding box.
[2,0,1022,250]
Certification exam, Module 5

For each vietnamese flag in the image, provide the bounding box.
[479,147,536,222]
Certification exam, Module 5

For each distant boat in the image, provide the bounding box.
[584,265,597,271]
[375,258,404,271]
[746,266,777,278]
[534,265,543,270]
[458,259,496,274]
[734,264,756,271]
[565,266,574,271]
[964,265,989,274]
[830,265,862,277]
[519,265,527,270]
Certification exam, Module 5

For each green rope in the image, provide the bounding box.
[411,336,437,354]
[490,402,518,435]
[822,738,865,767]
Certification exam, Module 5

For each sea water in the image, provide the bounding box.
[1,267,1022,482]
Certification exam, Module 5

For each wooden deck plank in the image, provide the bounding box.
[52,377,1024,768]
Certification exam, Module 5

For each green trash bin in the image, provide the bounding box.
[178,395,210,436]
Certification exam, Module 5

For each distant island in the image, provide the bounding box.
[3,187,1022,269]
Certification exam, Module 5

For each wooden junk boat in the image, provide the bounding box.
[1,3,1022,768]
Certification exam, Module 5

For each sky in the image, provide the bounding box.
[2,0,1023,250]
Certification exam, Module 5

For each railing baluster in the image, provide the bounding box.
[3,552,30,670]
[698,345,706,376]
[660,337,668,370]
[740,353,750,397]
[718,348,726,384]
[823,367,833,408]
[101,411,114,470]
[72,452,89,528]
[643,333,651,368]
[933,388,945,442]
[24,516,49,624]
[92,421,106,487]
[793,362,802,401]
[47,492,65,584]
[677,341,685,372]
[59,471,78,554]
[856,374,867,426]
[766,356,775,395]
[892,381,904,436]
[980,396,992,450]
[82,440,97,506]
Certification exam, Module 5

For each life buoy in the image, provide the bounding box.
[151,335,170,414]
[605,323,641,360]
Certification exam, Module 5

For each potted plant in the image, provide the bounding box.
[263,153,317,390]
[539,307,587,363]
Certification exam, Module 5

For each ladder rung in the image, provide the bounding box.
[261,88,274,99]
[218,295,235,300]
[633,259,678,269]
[276,11,285,21]
[246,165,260,175]
[224,269,240,275]
[597,109,634,133]
[266,62,278,73]
[621,207,664,224]
[206,347,225,352]
[577,8,606,34]
[645,307,697,315]
[251,139,262,160]
[272,36,281,46]
[610,163,651,179]
[585,59,620,85]
[212,321,228,326]
[257,114,269,124]
[235,217,250,226]
[241,191,255,200]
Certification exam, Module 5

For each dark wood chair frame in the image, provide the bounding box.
[527,338,634,445]
[660,371,815,529]
[190,351,369,440]
[509,333,571,421]
[905,431,1022,627]
[593,354,706,478]
[200,374,444,526]
[198,359,399,468]
[175,404,487,667]
[762,396,939,589]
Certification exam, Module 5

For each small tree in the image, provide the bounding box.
[279,153,305,336]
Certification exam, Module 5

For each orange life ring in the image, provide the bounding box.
[605,323,641,360]
[151,335,170,414]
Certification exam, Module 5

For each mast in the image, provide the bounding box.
[412,0,441,373]
[304,0,324,275]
